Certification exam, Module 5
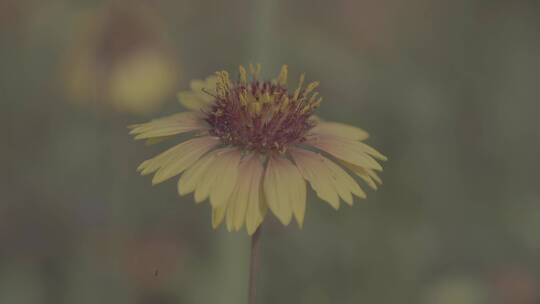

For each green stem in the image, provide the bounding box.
[248,226,263,304]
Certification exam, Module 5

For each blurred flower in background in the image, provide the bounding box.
[62,2,180,115]
[0,0,31,34]
[490,266,539,304]
[424,276,489,304]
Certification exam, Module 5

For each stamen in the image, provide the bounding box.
[239,65,248,83]
[277,65,288,85]
[205,65,319,154]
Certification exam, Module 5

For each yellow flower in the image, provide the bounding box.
[63,4,180,115]
[130,65,387,234]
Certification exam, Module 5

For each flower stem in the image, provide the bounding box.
[248,226,262,304]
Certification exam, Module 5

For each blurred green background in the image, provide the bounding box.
[2,0,540,303]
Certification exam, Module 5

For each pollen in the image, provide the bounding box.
[204,65,322,154]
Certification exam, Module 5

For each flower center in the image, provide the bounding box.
[204,66,321,154]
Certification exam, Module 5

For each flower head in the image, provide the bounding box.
[130,65,387,234]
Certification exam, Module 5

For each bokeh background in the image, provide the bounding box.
[2,0,540,303]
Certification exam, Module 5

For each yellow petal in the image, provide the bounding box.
[223,155,259,231]
[332,177,354,206]
[194,174,213,203]
[190,76,218,103]
[129,112,188,131]
[323,156,366,204]
[286,160,306,227]
[129,112,206,140]
[192,149,240,205]
[178,75,218,110]
[177,91,212,111]
[225,186,240,231]
[137,143,183,175]
[305,135,384,171]
[209,150,242,207]
[275,156,306,227]
[245,156,265,235]
[231,155,261,231]
[357,142,388,161]
[339,161,379,190]
[367,169,383,185]
[263,157,293,225]
[290,148,341,209]
[264,156,307,227]
[212,203,228,229]
[177,149,220,196]
[137,136,219,178]
[192,149,225,203]
[149,136,219,184]
[310,121,369,141]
